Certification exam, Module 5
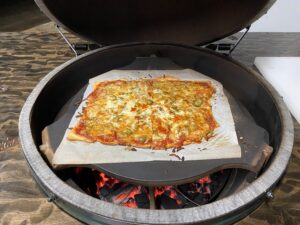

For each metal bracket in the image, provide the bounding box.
[56,25,101,56]
[228,26,251,55]
[56,25,78,57]
[47,193,57,202]
[266,191,274,200]
[204,26,251,56]
[56,24,250,57]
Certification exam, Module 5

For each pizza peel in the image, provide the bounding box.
[41,57,273,186]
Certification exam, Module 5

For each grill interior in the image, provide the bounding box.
[31,44,282,160]
[58,168,233,210]
[23,43,289,224]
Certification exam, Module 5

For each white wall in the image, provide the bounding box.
[250,0,300,32]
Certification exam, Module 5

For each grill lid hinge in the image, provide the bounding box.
[204,26,251,56]
[56,24,250,57]
[47,193,57,202]
[228,26,251,55]
[56,25,101,56]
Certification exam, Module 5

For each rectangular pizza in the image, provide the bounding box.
[68,76,219,150]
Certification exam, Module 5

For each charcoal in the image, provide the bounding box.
[195,183,201,189]
[209,182,219,193]
[193,193,209,205]
[110,182,123,192]
[110,184,134,197]
[174,192,188,205]
[187,192,198,200]
[160,193,182,209]
[70,167,230,210]
[200,186,207,193]
[178,184,190,193]
[99,186,110,197]
[134,193,148,203]
[110,184,135,203]
[183,202,196,208]
[135,193,150,209]
[73,168,97,197]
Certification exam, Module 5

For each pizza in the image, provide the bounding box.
[68,76,218,149]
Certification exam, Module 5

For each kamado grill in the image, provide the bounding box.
[19,0,294,224]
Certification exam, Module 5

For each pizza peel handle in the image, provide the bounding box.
[40,57,272,186]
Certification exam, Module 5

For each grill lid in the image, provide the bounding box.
[35,0,275,46]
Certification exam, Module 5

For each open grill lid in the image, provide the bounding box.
[35,0,275,46]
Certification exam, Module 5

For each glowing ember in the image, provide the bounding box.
[199,176,211,185]
[122,198,137,208]
[113,186,144,208]
[74,167,83,174]
[93,171,123,196]
[97,173,110,188]
[73,168,220,209]
[154,186,182,205]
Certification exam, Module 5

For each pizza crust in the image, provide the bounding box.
[67,131,94,142]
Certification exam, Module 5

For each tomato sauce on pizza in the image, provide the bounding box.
[68,77,218,149]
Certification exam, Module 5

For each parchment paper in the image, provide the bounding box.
[52,69,241,165]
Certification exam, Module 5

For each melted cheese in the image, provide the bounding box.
[68,78,218,149]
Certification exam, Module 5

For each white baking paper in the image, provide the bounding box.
[53,69,241,165]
